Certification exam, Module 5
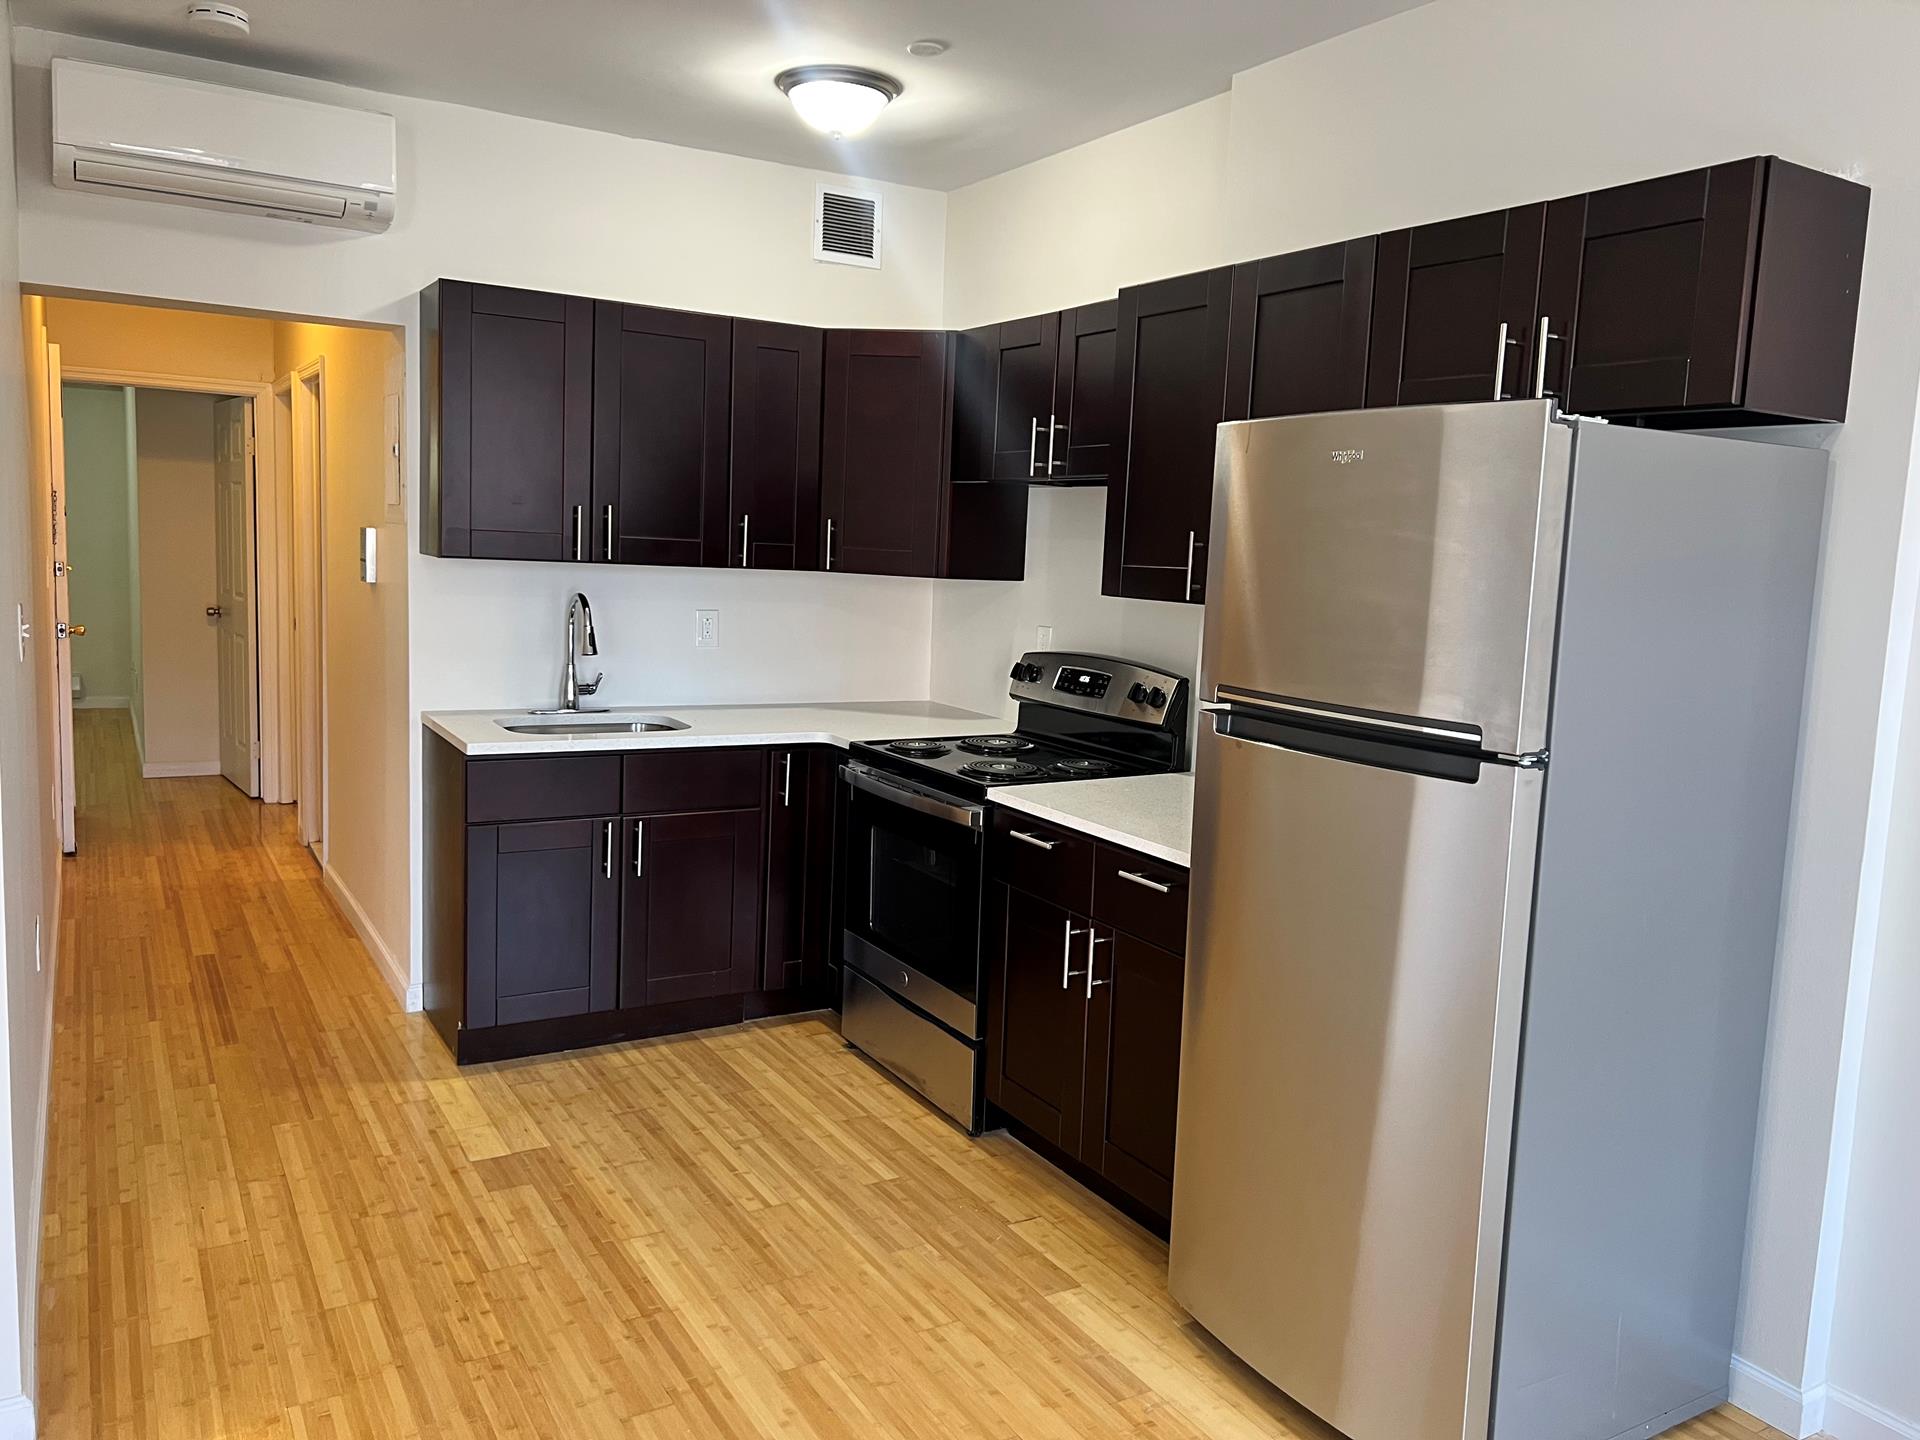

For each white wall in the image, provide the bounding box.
[934,4,1920,1436]
[132,389,220,774]
[59,383,134,708]
[0,5,59,1428]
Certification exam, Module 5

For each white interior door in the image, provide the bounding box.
[213,395,260,796]
[47,344,76,853]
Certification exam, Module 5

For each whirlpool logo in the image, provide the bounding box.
[1330,448,1366,465]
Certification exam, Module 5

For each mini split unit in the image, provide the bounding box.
[51,58,396,232]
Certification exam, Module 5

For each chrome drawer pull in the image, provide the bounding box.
[1009,829,1057,852]
[1117,869,1171,894]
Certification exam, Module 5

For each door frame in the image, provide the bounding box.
[279,360,328,856]
[61,364,284,803]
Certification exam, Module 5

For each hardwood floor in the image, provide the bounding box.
[39,707,1792,1439]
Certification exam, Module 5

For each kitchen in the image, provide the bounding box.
[2,5,1918,1440]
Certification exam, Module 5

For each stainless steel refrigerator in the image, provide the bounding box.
[1169,400,1825,1440]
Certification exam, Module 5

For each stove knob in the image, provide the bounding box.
[1127,681,1150,705]
[1009,662,1025,681]
[1024,663,1044,682]
[1147,686,1168,710]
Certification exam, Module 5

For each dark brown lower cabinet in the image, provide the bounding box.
[465,816,619,1027]
[620,806,765,1008]
[984,833,1190,1227]
[425,733,836,1064]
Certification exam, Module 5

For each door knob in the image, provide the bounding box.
[206,606,223,618]
[57,621,85,639]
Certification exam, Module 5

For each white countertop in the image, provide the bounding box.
[989,772,1195,868]
[423,699,1005,757]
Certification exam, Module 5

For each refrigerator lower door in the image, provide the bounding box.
[1170,715,1543,1440]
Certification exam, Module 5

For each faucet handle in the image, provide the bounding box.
[579,673,602,696]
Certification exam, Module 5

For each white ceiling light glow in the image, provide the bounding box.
[774,65,902,140]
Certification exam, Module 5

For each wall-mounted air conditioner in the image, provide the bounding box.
[51,58,396,232]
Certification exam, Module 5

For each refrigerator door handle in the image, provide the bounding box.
[1212,686,1482,748]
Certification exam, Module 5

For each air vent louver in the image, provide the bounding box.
[814,185,882,268]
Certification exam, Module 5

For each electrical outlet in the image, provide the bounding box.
[1036,625,1054,649]
[695,609,720,648]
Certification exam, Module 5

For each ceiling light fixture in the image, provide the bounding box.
[905,39,949,58]
[774,65,902,140]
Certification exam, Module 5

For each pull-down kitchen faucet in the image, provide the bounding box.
[535,592,604,713]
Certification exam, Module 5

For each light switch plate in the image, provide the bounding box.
[1036,625,1054,648]
[695,609,719,648]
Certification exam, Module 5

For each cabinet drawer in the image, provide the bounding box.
[989,809,1094,912]
[623,748,765,814]
[467,754,621,823]
[1091,844,1190,955]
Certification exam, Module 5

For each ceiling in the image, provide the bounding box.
[14,0,1428,189]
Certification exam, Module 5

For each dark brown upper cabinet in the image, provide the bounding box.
[592,301,733,567]
[1548,157,1869,425]
[820,329,949,577]
[1053,300,1120,481]
[988,312,1063,480]
[728,319,824,570]
[1368,205,1549,408]
[421,280,592,560]
[1225,239,1376,421]
[1102,267,1234,605]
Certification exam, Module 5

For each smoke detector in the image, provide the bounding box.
[185,4,250,37]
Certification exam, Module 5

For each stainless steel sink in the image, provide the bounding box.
[501,713,689,737]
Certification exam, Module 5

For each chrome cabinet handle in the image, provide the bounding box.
[603,820,614,879]
[1063,919,1092,988]
[1045,412,1058,473]
[1533,315,1562,399]
[1492,321,1524,401]
[633,820,644,878]
[1029,417,1041,477]
[825,518,836,571]
[1117,869,1172,894]
[1009,829,1057,851]
[1051,418,1069,473]
[781,752,792,807]
[1185,530,1203,600]
[571,505,584,561]
[740,513,751,567]
[603,505,615,561]
[1086,931,1111,999]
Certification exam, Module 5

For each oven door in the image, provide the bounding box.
[840,762,985,1036]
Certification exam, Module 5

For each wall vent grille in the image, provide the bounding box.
[814,185,881,268]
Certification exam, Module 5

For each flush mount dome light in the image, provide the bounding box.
[775,65,902,139]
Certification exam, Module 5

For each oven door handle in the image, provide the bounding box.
[842,763,985,830]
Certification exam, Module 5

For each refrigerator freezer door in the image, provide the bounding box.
[1203,399,1569,755]
[1170,717,1542,1440]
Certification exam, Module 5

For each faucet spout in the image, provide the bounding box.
[556,592,604,713]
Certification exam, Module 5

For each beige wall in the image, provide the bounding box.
[271,319,409,994]
[44,297,274,384]
[59,384,136,709]
[132,390,219,775]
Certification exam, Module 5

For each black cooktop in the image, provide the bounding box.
[852,732,1156,792]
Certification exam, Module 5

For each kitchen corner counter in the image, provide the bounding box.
[424,700,1004,757]
[989,772,1195,868]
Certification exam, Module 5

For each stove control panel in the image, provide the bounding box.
[1053,666,1112,700]
[1008,650,1188,729]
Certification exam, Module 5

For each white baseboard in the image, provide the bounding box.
[321,863,421,1012]
[142,760,221,778]
[73,695,129,710]
[1826,1388,1920,1440]
[1731,1355,1827,1437]
[0,1393,36,1438]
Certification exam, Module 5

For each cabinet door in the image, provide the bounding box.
[729,319,824,571]
[1367,204,1546,407]
[465,817,618,1027]
[984,883,1089,1150]
[763,747,835,992]
[426,281,592,560]
[592,302,733,568]
[1080,924,1184,1219]
[1554,160,1765,416]
[621,806,766,1008]
[988,313,1061,480]
[821,329,949,576]
[1225,239,1375,421]
[1052,300,1120,482]
[1102,268,1233,605]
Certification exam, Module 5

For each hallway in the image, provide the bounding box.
[35,711,1790,1440]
